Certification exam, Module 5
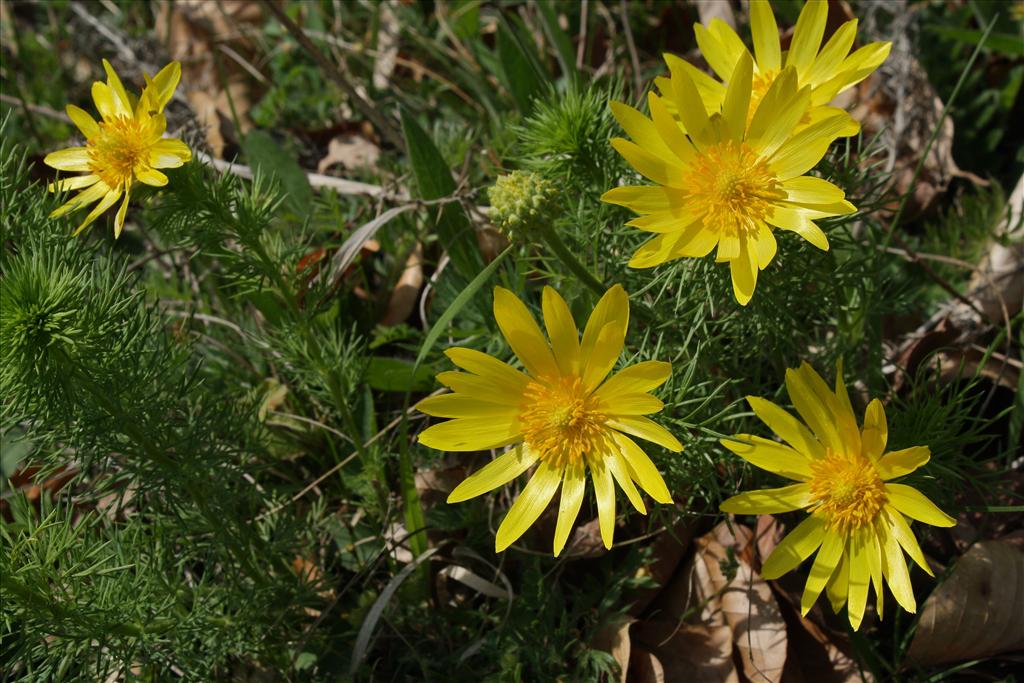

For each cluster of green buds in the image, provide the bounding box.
[487,170,559,242]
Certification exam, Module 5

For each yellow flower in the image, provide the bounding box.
[44,59,192,237]
[656,0,890,125]
[603,52,858,305]
[719,362,955,630]
[416,285,680,555]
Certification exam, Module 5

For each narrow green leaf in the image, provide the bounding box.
[242,130,313,218]
[366,357,435,392]
[496,20,545,113]
[399,108,483,278]
[533,0,578,82]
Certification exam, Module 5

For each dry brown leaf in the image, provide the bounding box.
[907,540,1024,666]
[629,520,696,616]
[702,523,788,683]
[380,243,423,326]
[627,647,665,683]
[633,620,738,683]
[593,615,634,683]
[316,134,381,174]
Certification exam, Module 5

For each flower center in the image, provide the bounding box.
[681,140,784,237]
[808,450,887,534]
[89,116,151,189]
[520,376,605,466]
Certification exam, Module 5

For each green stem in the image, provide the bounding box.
[538,222,608,298]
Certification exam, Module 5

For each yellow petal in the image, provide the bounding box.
[753,222,777,270]
[591,457,616,549]
[694,20,743,81]
[91,81,128,121]
[800,530,844,615]
[780,198,857,219]
[102,58,133,112]
[553,459,586,556]
[885,484,956,527]
[717,233,740,261]
[786,0,828,71]
[49,181,108,218]
[760,513,826,579]
[747,396,826,459]
[861,398,888,461]
[601,185,685,214]
[729,237,758,306]
[417,416,522,452]
[445,347,531,395]
[846,530,871,630]
[720,483,812,515]
[610,100,677,164]
[610,138,685,188]
[74,188,121,235]
[44,147,91,172]
[662,54,727,112]
[607,415,682,452]
[594,361,672,400]
[66,104,100,139]
[434,371,525,405]
[877,517,916,612]
[782,176,846,205]
[603,393,664,416]
[720,434,812,481]
[495,460,563,552]
[750,0,781,71]
[47,174,100,193]
[722,52,753,142]
[805,19,858,87]
[768,112,860,180]
[884,506,934,576]
[814,42,892,104]
[415,393,520,419]
[765,206,829,250]
[831,360,861,455]
[492,286,559,379]
[612,432,672,504]
[582,322,626,392]
[785,362,844,455]
[751,85,811,158]
[149,138,192,168]
[876,446,930,480]
[747,67,799,149]
[826,551,850,613]
[540,286,581,376]
[866,528,885,621]
[666,222,718,259]
[580,285,629,373]
[648,91,697,165]
[606,449,646,514]
[136,167,168,187]
[140,61,182,114]
[448,445,539,503]
[708,18,751,74]
[665,58,714,148]
[626,208,702,233]
[113,190,131,238]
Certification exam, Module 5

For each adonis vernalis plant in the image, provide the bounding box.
[604,52,858,305]
[44,59,192,237]
[416,285,680,555]
[720,362,956,630]
[657,0,891,126]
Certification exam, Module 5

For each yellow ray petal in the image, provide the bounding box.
[610,100,677,164]
[66,104,100,139]
[782,176,846,205]
[861,398,888,461]
[832,361,861,453]
[749,0,781,71]
[751,85,811,158]
[47,174,101,193]
[666,222,718,259]
[720,483,812,515]
[102,58,133,112]
[417,415,522,452]
[149,138,192,168]
[876,446,930,481]
[662,54,727,112]
[415,393,520,419]
[136,167,169,187]
[648,91,697,165]
[493,286,560,379]
[553,459,586,556]
[785,363,844,454]
[610,137,686,188]
[581,285,629,369]
[140,61,182,114]
[747,396,826,459]
[625,207,702,233]
[606,448,646,514]
[846,530,871,630]
[753,221,777,270]
[805,19,858,87]
[445,347,532,394]
[435,371,525,405]
[760,513,826,579]
[814,42,892,105]
[877,517,916,612]
[44,147,91,172]
[612,432,672,504]
[747,67,799,148]
[694,21,740,82]
[720,434,812,481]
[765,206,829,250]
[722,52,753,142]
[495,460,563,551]
[885,484,956,527]
[582,322,626,392]
[800,530,844,615]
[729,237,758,306]
[448,445,539,503]
[74,188,121,235]
[594,361,672,401]
[865,528,885,621]
[717,233,740,262]
[607,415,682,452]
[601,185,685,214]
[113,190,131,238]
[708,18,751,74]
[884,506,934,576]
[49,181,108,218]
[826,551,850,612]
[666,58,714,149]
[591,457,616,549]
[541,286,581,376]
[768,113,860,180]
[91,81,128,121]
[603,393,664,416]
[786,0,828,71]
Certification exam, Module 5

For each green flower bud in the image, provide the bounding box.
[487,171,558,242]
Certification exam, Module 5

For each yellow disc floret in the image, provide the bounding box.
[520,376,606,467]
[808,450,887,535]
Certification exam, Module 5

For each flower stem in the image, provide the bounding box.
[538,222,608,298]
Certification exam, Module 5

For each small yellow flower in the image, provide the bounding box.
[416,285,680,555]
[603,53,858,305]
[44,59,192,237]
[656,0,891,125]
[720,362,956,630]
